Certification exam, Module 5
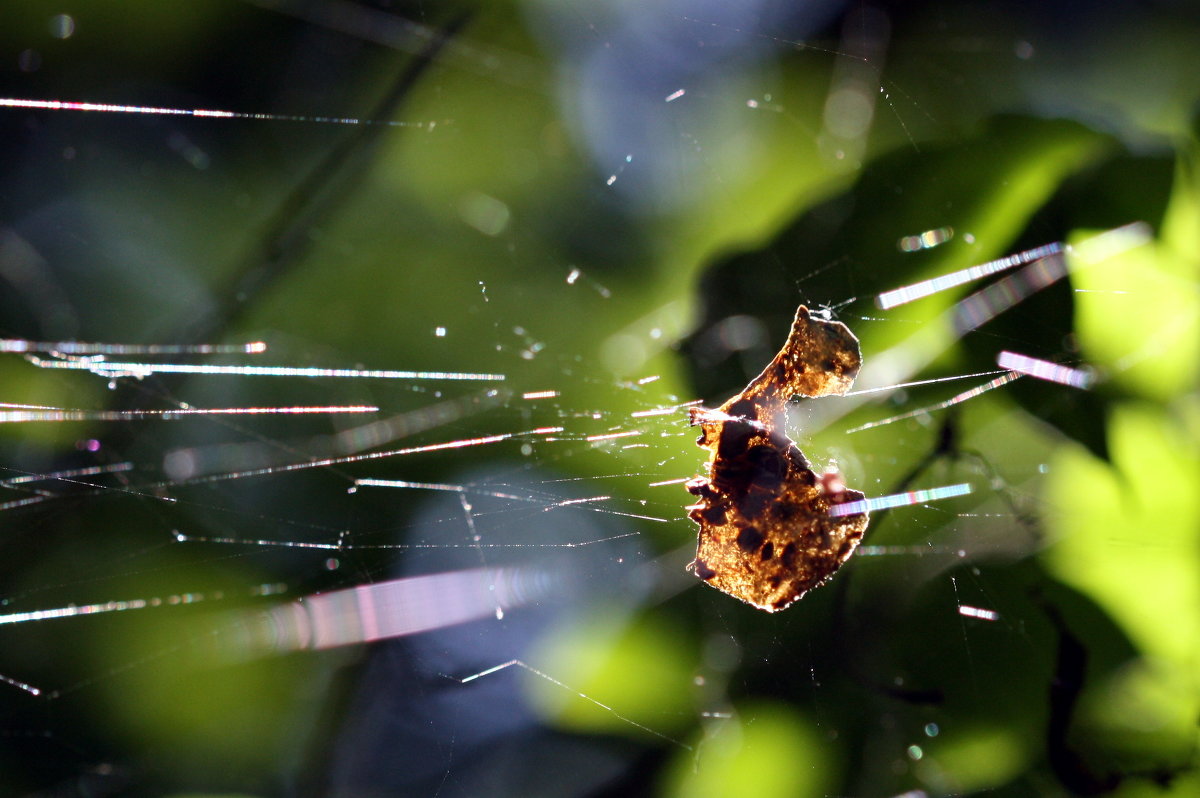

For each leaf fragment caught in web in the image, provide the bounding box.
[685,305,869,612]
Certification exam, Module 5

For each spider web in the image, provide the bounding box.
[0,2,1197,797]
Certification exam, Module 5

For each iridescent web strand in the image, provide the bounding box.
[167,427,563,488]
[958,605,1001,621]
[842,369,1008,397]
[829,482,973,517]
[997,351,1094,389]
[876,242,1064,309]
[846,372,1021,433]
[2,462,133,486]
[0,338,266,355]
[0,97,420,127]
[0,406,378,423]
[26,355,505,381]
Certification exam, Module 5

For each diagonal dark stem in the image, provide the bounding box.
[184,10,472,347]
